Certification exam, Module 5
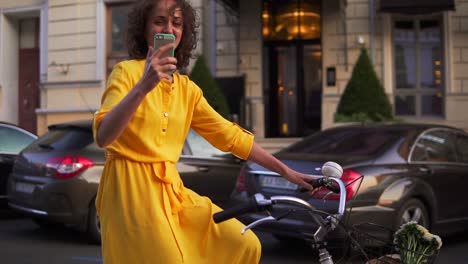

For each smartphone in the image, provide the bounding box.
[154,33,175,57]
[154,33,175,74]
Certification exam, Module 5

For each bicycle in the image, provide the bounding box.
[213,161,347,264]
[212,162,440,264]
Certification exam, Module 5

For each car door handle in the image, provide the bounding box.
[197,166,210,172]
[419,167,433,174]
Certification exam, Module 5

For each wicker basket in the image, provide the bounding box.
[344,223,438,264]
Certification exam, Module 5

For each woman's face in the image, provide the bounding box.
[145,0,183,49]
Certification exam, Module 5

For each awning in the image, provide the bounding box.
[379,0,455,15]
[217,0,347,15]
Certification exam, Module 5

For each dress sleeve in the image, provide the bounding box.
[190,81,254,160]
[93,63,130,143]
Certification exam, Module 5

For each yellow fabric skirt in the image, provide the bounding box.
[96,158,261,264]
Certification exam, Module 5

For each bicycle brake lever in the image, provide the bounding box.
[241,216,276,235]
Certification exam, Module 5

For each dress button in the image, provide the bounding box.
[164,112,169,117]
[162,128,166,132]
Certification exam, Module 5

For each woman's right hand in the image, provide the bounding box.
[139,44,178,94]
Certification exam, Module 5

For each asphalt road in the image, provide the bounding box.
[0,216,467,264]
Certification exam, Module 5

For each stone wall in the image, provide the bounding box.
[238,0,264,137]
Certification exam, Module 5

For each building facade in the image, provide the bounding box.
[1,0,467,149]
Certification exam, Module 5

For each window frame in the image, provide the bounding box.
[408,128,458,164]
[105,2,132,77]
[454,132,468,164]
[391,15,445,118]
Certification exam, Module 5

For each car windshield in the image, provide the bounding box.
[282,127,406,156]
[28,128,94,151]
[186,130,228,158]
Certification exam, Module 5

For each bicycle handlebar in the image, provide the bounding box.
[213,194,264,223]
[213,176,347,225]
[309,177,341,193]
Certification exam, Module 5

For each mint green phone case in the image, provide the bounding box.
[154,33,175,58]
[154,33,175,74]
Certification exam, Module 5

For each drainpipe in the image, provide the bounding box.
[369,0,375,63]
[209,0,216,76]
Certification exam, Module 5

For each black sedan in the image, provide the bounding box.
[0,122,37,213]
[229,123,468,244]
[7,119,242,243]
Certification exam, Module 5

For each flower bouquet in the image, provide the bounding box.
[393,221,442,264]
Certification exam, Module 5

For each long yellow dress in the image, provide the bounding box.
[93,60,261,263]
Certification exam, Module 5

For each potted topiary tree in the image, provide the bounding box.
[189,56,231,119]
[335,48,394,123]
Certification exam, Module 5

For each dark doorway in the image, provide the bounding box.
[264,41,322,137]
[262,0,322,138]
[18,18,40,134]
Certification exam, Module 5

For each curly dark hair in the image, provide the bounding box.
[126,0,199,69]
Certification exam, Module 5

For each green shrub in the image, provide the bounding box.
[189,56,230,118]
[335,48,394,122]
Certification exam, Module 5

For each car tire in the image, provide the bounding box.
[87,199,101,244]
[395,198,430,231]
[32,218,64,229]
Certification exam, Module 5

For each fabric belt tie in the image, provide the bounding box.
[105,151,184,214]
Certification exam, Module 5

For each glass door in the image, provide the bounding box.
[262,0,322,137]
[264,42,321,137]
[303,44,322,136]
[276,45,298,136]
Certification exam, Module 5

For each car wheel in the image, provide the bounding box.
[395,198,430,231]
[87,200,101,244]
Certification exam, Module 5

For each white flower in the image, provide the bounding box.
[422,232,433,242]
[393,222,443,264]
[416,224,429,235]
[433,234,443,250]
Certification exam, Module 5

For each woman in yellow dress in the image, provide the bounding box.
[93,0,316,263]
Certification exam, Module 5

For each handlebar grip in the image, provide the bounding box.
[213,198,258,223]
[310,178,326,188]
[301,178,341,193]
[326,183,340,193]
[299,178,324,192]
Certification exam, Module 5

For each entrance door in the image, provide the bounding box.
[265,41,321,137]
[18,18,39,134]
[18,48,39,134]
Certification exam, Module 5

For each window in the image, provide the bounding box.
[283,128,406,156]
[185,130,228,158]
[410,130,457,163]
[455,134,468,163]
[28,129,94,151]
[106,3,132,76]
[0,126,36,154]
[262,0,321,40]
[393,18,444,117]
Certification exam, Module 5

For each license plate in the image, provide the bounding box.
[15,182,35,194]
[258,175,298,190]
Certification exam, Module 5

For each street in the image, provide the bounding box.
[1,216,467,263]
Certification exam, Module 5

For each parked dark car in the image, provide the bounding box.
[229,123,468,244]
[7,119,242,243]
[0,122,37,214]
